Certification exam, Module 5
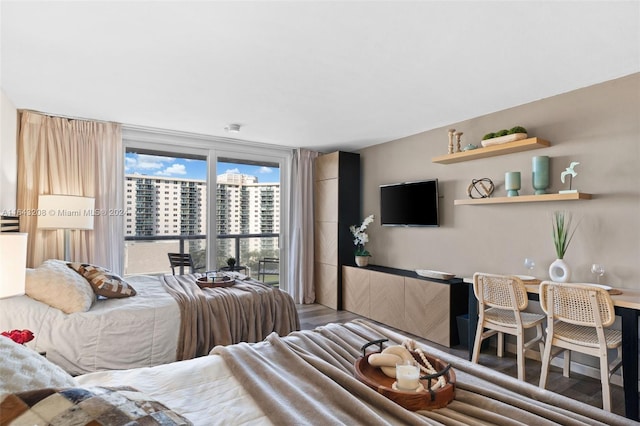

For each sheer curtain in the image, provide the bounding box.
[288,148,320,304]
[17,111,123,271]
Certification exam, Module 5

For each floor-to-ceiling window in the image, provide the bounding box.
[123,148,208,275]
[121,127,291,289]
[215,158,281,285]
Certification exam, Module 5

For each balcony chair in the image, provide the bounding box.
[538,281,622,412]
[167,253,203,275]
[258,257,279,285]
[471,272,545,381]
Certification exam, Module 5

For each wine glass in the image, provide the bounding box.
[524,258,535,276]
[591,264,605,283]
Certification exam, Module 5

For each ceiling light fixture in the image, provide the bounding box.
[225,124,241,133]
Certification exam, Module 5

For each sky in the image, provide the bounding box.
[124,153,280,183]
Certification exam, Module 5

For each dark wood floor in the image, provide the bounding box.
[296,303,626,417]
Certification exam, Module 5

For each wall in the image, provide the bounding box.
[0,90,18,210]
[359,73,639,290]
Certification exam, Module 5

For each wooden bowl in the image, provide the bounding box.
[196,276,235,288]
[354,351,455,411]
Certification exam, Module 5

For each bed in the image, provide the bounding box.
[0,260,299,375]
[1,319,632,425]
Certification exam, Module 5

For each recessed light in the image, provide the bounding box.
[225,124,241,133]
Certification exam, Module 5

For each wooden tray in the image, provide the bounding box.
[196,276,235,288]
[354,340,456,411]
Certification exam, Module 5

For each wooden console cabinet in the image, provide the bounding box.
[343,265,467,347]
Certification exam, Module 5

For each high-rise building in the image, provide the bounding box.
[125,173,279,246]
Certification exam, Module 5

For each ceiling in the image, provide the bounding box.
[1,1,638,152]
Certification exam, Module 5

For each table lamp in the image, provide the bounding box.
[37,195,95,261]
[0,233,28,299]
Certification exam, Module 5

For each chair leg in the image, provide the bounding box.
[535,324,545,356]
[563,350,571,377]
[471,321,485,364]
[516,333,525,381]
[497,332,504,358]
[539,335,553,389]
[599,354,612,411]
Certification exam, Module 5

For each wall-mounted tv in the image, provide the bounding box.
[380,179,439,227]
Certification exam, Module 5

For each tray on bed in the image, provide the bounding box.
[354,339,456,411]
[196,276,235,288]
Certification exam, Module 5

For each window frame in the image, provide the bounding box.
[121,127,292,290]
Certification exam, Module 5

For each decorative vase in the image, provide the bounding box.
[549,258,571,283]
[505,171,521,197]
[532,156,550,195]
[355,256,369,267]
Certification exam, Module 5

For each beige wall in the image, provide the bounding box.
[0,89,18,210]
[359,73,639,290]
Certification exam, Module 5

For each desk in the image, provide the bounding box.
[465,278,640,420]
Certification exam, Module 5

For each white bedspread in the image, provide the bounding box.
[0,275,179,375]
[76,352,270,425]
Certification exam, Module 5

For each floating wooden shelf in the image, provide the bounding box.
[432,137,551,164]
[454,192,592,205]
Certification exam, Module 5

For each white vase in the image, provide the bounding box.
[355,256,369,267]
[549,258,571,282]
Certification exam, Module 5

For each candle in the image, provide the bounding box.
[396,362,420,391]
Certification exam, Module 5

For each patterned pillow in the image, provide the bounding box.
[26,259,96,313]
[67,262,137,298]
[0,386,192,425]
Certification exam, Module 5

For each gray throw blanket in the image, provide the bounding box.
[212,319,633,426]
[162,273,299,360]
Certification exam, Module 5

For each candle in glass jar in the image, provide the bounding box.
[396,361,420,391]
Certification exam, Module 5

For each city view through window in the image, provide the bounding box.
[124,150,280,284]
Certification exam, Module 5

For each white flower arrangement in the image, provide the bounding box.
[350,214,374,256]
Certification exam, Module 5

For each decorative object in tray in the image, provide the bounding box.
[196,272,235,288]
[355,338,455,411]
[415,269,455,280]
[481,126,528,147]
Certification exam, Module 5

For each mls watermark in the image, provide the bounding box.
[2,208,128,217]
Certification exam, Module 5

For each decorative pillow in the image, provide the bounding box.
[25,259,95,314]
[67,262,137,298]
[0,336,75,400]
[0,386,192,425]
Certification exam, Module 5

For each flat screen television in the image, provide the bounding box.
[380,179,439,227]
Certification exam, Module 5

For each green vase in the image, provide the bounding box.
[505,171,521,197]
[532,156,550,195]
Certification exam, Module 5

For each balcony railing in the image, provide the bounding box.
[124,233,279,279]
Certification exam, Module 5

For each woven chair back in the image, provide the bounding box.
[473,273,528,311]
[539,281,615,328]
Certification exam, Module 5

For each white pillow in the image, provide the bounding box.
[26,259,96,313]
[0,335,75,400]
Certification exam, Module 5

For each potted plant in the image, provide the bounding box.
[349,214,374,267]
[549,211,578,282]
[226,257,237,270]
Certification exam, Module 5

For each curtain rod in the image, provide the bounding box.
[18,109,119,126]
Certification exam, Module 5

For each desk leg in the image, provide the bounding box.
[620,307,639,421]
[468,284,478,361]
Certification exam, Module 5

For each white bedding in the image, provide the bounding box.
[76,351,270,425]
[0,275,179,375]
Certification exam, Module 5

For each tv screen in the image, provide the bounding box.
[380,180,439,227]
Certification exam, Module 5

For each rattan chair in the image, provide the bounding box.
[538,281,622,412]
[471,273,545,381]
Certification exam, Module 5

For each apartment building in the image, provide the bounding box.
[125,172,280,251]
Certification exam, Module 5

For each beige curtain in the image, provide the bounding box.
[287,148,320,304]
[17,111,123,271]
